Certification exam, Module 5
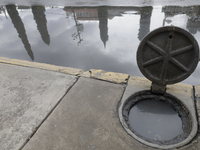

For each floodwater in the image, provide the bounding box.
[0,0,200,7]
[128,99,182,141]
[0,5,200,85]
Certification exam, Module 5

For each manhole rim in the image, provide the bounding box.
[118,90,197,149]
[123,91,191,145]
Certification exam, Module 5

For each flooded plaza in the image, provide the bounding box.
[0,4,200,85]
[0,2,200,150]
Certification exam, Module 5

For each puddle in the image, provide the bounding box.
[128,99,182,141]
[0,5,199,85]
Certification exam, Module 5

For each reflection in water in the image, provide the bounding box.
[162,6,200,62]
[0,6,7,18]
[71,9,84,45]
[138,6,153,41]
[187,19,200,34]
[0,5,200,84]
[32,6,50,45]
[6,5,34,61]
[162,6,200,34]
[98,7,109,48]
[186,6,200,34]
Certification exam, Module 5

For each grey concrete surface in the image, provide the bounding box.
[0,63,77,150]
[0,62,200,150]
[22,77,150,150]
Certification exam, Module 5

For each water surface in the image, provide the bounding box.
[0,5,199,85]
[128,99,182,141]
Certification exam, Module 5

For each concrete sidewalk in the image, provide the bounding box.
[0,58,200,150]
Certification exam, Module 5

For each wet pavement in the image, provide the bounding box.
[0,1,200,149]
[0,4,200,85]
[0,60,199,150]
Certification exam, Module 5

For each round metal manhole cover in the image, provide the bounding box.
[137,26,199,85]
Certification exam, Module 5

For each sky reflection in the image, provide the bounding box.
[0,5,199,85]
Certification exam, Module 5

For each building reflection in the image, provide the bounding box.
[64,6,145,47]
[162,6,200,60]
[162,6,200,35]
[32,6,50,45]
[4,5,200,61]
[64,6,109,47]
[64,6,200,44]
[186,6,200,34]
[64,7,99,45]
[98,7,109,48]
[5,5,51,61]
[138,6,153,41]
[6,5,34,61]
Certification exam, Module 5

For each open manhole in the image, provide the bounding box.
[119,26,199,149]
[122,91,191,145]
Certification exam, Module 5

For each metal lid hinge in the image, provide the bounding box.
[151,82,166,95]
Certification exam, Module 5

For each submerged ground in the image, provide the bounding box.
[0,1,200,85]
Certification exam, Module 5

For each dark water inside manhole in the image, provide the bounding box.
[128,99,182,141]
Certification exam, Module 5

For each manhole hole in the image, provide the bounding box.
[122,91,191,145]
[129,100,182,141]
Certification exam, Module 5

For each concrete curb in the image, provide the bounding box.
[89,69,129,84]
[0,57,129,84]
[0,57,84,76]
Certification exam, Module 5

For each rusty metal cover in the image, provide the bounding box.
[137,26,199,85]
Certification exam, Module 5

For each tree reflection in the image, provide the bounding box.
[32,6,50,45]
[71,9,84,45]
[0,6,8,19]
[6,5,34,60]
[138,6,153,41]
[98,7,109,48]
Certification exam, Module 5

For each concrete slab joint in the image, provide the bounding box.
[0,63,78,150]
[21,77,138,150]
[90,69,129,84]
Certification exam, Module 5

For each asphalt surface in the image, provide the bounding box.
[0,59,200,150]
